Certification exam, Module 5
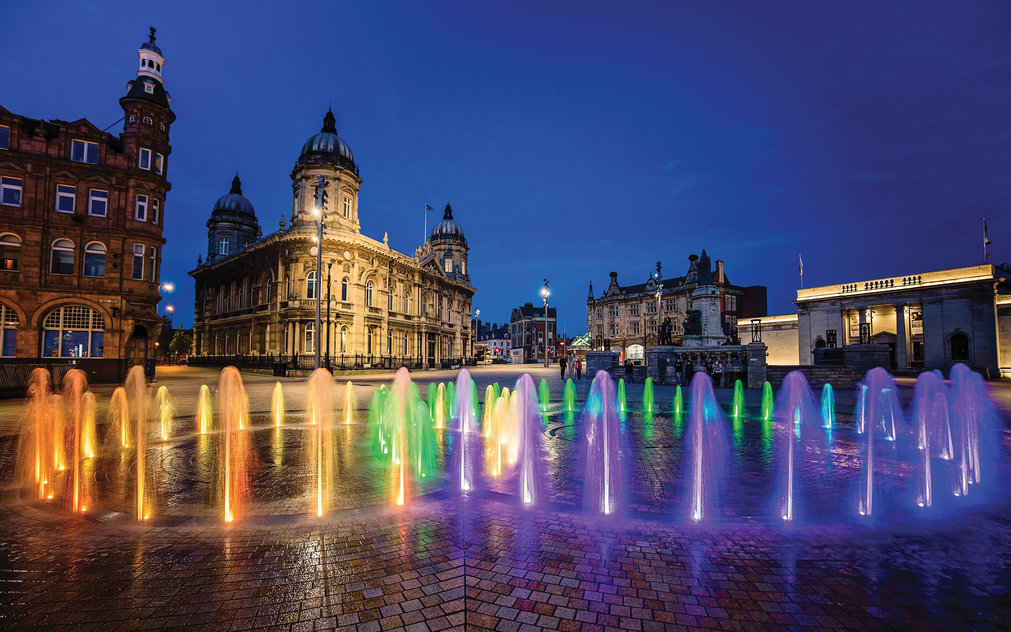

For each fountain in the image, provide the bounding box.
[682,372,728,522]
[856,368,904,517]
[820,384,835,428]
[62,369,95,512]
[563,379,576,413]
[155,385,174,441]
[673,385,684,415]
[773,371,823,522]
[760,381,774,421]
[583,371,624,515]
[731,379,745,418]
[198,384,214,433]
[271,382,284,427]
[342,381,356,425]
[452,369,480,492]
[538,378,550,412]
[617,378,627,418]
[108,386,130,448]
[218,367,253,522]
[643,377,654,413]
[514,374,546,505]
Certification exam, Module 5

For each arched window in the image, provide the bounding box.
[306,271,317,300]
[366,281,374,307]
[402,332,409,356]
[950,332,970,361]
[142,116,153,126]
[83,242,106,277]
[340,325,348,354]
[341,277,349,302]
[50,239,75,275]
[403,292,410,314]
[388,287,394,311]
[304,321,315,354]
[42,305,104,357]
[421,294,427,316]
[0,233,21,271]
[387,329,392,355]
[1,302,18,356]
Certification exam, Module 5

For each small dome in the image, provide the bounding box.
[140,27,162,56]
[213,175,256,217]
[298,110,355,170]
[430,203,465,241]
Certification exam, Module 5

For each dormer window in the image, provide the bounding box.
[129,115,137,124]
[219,238,229,256]
[143,82,154,94]
[70,139,98,164]
[159,122,166,131]
[142,116,153,126]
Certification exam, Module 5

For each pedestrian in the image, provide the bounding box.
[713,358,723,387]
[559,355,568,380]
[575,357,582,380]
[625,359,635,384]
[673,356,684,386]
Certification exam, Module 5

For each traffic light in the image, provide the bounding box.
[315,176,329,212]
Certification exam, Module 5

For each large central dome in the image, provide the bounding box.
[298,109,355,170]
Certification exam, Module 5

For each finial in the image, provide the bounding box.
[383,232,389,247]
[197,254,202,265]
[230,174,242,195]
[149,26,157,43]
[279,215,286,230]
[322,109,337,134]
[443,203,453,220]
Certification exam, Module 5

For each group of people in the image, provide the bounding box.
[656,353,734,387]
[558,355,583,380]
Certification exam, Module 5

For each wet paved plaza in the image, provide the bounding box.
[1,366,1009,631]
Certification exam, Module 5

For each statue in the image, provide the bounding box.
[683,309,702,336]
[698,250,713,286]
[659,316,673,345]
[722,319,740,345]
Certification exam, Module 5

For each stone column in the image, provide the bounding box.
[894,303,908,370]
[922,299,944,369]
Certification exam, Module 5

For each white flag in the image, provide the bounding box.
[799,254,804,276]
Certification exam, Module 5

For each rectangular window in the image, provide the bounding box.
[138,148,151,170]
[149,247,156,282]
[154,153,164,174]
[444,258,453,273]
[343,196,351,218]
[56,184,75,213]
[71,139,98,164]
[151,198,160,224]
[132,244,144,280]
[0,126,8,150]
[135,194,147,221]
[88,189,108,216]
[219,237,229,255]
[1,177,22,206]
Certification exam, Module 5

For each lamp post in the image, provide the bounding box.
[474,308,480,361]
[165,304,174,328]
[654,261,662,348]
[540,279,550,368]
[325,260,333,370]
[312,176,328,369]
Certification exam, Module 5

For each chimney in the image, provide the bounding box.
[715,260,725,284]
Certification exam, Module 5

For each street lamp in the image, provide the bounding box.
[159,281,175,293]
[165,304,174,328]
[540,279,550,368]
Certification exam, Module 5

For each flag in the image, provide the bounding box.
[425,204,432,211]
[798,254,804,276]
[984,217,992,246]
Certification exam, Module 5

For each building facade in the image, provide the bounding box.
[510,303,557,364]
[189,112,475,369]
[475,322,511,362]
[586,252,765,360]
[737,264,1011,377]
[0,29,172,380]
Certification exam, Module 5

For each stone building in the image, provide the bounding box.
[510,303,557,364]
[737,263,1011,377]
[189,112,475,369]
[475,322,510,362]
[586,252,766,360]
[0,29,172,381]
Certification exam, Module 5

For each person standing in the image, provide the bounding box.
[575,357,582,380]
[673,356,684,386]
[713,358,723,387]
[559,355,568,380]
[625,358,635,384]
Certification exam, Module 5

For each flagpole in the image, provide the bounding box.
[424,204,427,246]
[983,217,989,264]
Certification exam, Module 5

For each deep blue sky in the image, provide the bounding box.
[3,1,1009,331]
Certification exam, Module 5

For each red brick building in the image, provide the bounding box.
[0,29,173,382]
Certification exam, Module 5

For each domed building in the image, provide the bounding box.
[189,111,475,369]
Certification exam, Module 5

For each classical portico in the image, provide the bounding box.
[794,265,1007,375]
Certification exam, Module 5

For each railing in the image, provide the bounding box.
[188,354,477,372]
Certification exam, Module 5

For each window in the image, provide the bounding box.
[304,322,315,354]
[403,293,409,314]
[0,126,8,150]
[0,234,21,271]
[444,258,453,273]
[1,177,22,206]
[366,281,374,306]
[56,184,75,213]
[132,244,144,279]
[154,153,164,174]
[950,332,969,361]
[596,308,602,320]
[341,277,348,302]
[83,242,106,277]
[387,329,392,355]
[219,237,229,255]
[403,332,409,355]
[138,148,151,170]
[50,239,75,275]
[151,198,160,224]
[142,115,153,125]
[0,303,17,356]
[159,122,166,132]
[629,304,640,317]
[42,305,105,357]
[340,325,348,354]
[149,247,156,282]
[135,194,148,221]
[306,271,317,299]
[88,189,107,216]
[388,288,394,311]
[143,83,154,94]
[71,140,98,164]
[343,196,351,218]
[367,327,374,355]
[129,115,137,124]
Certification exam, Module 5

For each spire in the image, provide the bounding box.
[443,203,453,220]
[230,174,242,195]
[588,280,594,299]
[322,109,337,134]
[148,26,157,46]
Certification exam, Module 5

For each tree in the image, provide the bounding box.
[169,329,193,357]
